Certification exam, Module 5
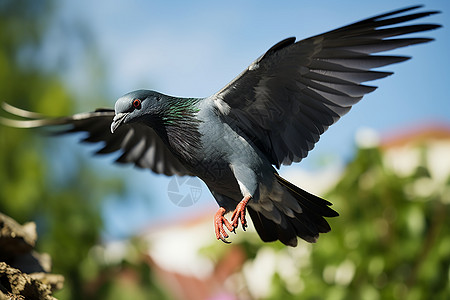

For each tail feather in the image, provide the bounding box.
[275,174,338,217]
[248,174,338,247]
[247,207,278,242]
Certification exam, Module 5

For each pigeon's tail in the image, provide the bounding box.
[248,174,338,247]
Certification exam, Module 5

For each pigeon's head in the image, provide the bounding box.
[111,89,164,133]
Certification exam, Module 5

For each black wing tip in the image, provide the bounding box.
[391,55,411,62]
[95,108,114,113]
[371,5,441,20]
[328,209,340,218]
[333,5,442,35]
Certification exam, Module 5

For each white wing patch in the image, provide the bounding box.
[214,97,231,115]
[248,62,259,71]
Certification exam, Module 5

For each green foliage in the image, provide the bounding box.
[1,2,184,299]
[0,1,99,299]
[251,146,450,300]
[0,2,166,299]
[89,238,172,300]
[0,0,72,222]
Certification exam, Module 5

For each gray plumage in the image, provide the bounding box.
[1,6,441,246]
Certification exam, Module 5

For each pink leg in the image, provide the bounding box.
[230,195,251,231]
[214,207,234,243]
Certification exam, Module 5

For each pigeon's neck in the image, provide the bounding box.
[154,97,203,163]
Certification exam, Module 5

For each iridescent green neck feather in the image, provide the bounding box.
[154,97,202,163]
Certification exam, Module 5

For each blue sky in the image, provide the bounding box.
[44,0,450,239]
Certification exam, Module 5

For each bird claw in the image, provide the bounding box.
[214,196,251,244]
[218,235,232,244]
[230,195,250,231]
[214,207,234,244]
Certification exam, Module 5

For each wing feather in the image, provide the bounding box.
[0,104,192,176]
[213,6,440,167]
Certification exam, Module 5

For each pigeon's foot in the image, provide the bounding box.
[231,195,251,231]
[214,207,234,243]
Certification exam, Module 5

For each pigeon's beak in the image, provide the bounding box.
[111,112,128,133]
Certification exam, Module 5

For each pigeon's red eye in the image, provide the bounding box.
[132,99,141,109]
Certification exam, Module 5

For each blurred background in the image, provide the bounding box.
[0,0,449,299]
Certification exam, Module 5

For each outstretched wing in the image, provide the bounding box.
[213,5,440,168]
[0,103,192,176]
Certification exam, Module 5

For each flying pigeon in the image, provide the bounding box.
[1,6,440,247]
